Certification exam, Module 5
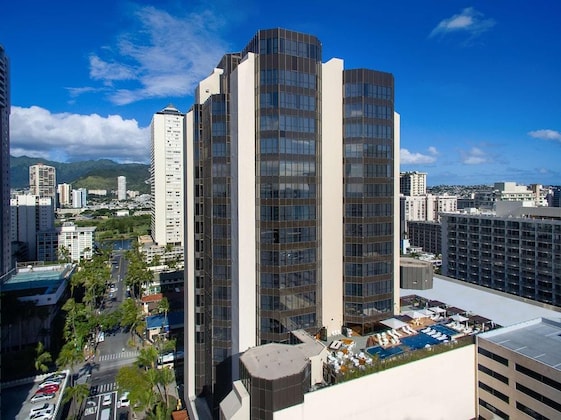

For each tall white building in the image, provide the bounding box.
[72,188,87,208]
[10,194,54,261]
[57,183,71,207]
[400,171,427,196]
[150,105,185,247]
[57,222,95,261]
[117,176,127,201]
[29,164,56,203]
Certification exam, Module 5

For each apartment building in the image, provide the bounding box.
[29,163,57,203]
[400,171,426,196]
[71,187,87,208]
[0,45,11,277]
[57,221,95,262]
[57,183,71,207]
[476,318,561,420]
[150,105,185,248]
[117,176,127,201]
[10,194,55,261]
[407,220,442,255]
[183,28,399,414]
[441,205,561,307]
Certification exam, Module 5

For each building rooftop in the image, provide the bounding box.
[401,275,561,327]
[241,330,326,381]
[1,264,73,296]
[479,317,561,370]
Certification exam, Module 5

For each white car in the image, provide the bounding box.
[29,413,53,420]
[30,393,55,403]
[117,392,130,408]
[29,403,55,416]
[102,394,112,406]
[38,380,61,388]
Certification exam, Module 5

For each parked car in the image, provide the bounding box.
[102,393,112,406]
[117,392,130,408]
[44,372,66,381]
[38,380,61,388]
[29,412,54,420]
[29,403,55,416]
[37,384,59,394]
[30,392,55,403]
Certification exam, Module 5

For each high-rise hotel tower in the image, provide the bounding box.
[151,105,185,247]
[183,28,400,413]
[0,45,11,278]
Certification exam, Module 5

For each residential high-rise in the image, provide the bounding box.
[10,195,55,261]
[183,28,399,414]
[71,188,87,208]
[0,45,11,277]
[400,171,427,196]
[29,163,57,203]
[57,183,71,207]
[441,204,561,306]
[57,222,95,261]
[150,105,185,247]
[117,176,127,201]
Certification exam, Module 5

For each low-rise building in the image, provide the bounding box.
[476,318,561,420]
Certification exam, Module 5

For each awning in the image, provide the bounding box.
[429,306,446,314]
[380,318,409,329]
[451,314,469,323]
[404,310,427,320]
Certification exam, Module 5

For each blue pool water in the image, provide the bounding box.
[401,333,441,349]
[430,324,458,337]
[366,345,404,359]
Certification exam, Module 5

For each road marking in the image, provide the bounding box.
[98,350,139,361]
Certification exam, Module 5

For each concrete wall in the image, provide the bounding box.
[274,345,476,420]
[230,53,257,377]
[320,58,344,337]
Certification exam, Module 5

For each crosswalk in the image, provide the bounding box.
[98,350,139,362]
[90,382,117,395]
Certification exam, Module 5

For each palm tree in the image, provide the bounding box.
[56,342,83,385]
[62,383,90,419]
[34,341,52,373]
[137,346,159,370]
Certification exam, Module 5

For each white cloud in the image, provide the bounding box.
[10,106,150,163]
[427,146,439,155]
[400,148,437,165]
[72,5,231,105]
[460,147,490,165]
[429,8,496,41]
[528,129,561,143]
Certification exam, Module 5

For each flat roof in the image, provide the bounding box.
[479,318,561,371]
[401,275,561,327]
[241,330,325,381]
[1,264,72,295]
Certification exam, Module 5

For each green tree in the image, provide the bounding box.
[34,341,52,373]
[120,298,144,343]
[56,342,83,385]
[62,383,90,419]
[137,346,159,370]
[124,246,153,299]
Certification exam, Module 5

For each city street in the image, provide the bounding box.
[82,251,137,419]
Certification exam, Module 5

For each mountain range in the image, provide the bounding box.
[10,155,151,194]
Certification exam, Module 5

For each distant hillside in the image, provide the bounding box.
[10,155,151,194]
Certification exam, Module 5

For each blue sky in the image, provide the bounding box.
[2,0,560,186]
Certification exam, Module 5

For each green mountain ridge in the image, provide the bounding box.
[10,155,151,194]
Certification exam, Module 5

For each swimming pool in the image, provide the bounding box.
[366,345,404,359]
[401,333,441,349]
[430,324,458,337]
